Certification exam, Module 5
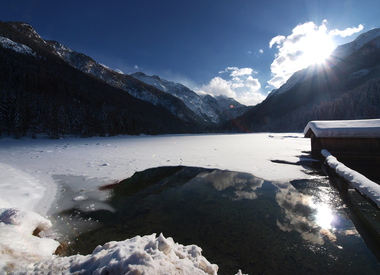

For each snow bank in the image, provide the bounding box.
[26,233,218,274]
[304,119,380,138]
[322,149,380,208]
[0,203,218,275]
[0,199,60,272]
[0,163,47,211]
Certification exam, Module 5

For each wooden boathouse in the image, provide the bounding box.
[304,119,380,180]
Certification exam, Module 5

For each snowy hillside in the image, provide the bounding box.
[0,36,35,56]
[131,72,249,123]
[267,64,321,98]
[47,40,204,124]
[1,21,249,130]
[333,28,380,60]
[131,72,222,123]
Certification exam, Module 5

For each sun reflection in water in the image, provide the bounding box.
[314,203,334,230]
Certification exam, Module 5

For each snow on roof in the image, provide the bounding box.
[304,119,380,138]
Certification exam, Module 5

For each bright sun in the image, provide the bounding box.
[302,31,336,65]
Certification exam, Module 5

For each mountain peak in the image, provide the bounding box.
[9,22,45,44]
[131,71,147,78]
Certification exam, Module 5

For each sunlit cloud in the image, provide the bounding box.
[219,67,255,76]
[268,20,364,89]
[195,67,265,106]
[269,35,285,48]
[230,67,254,77]
[329,24,364,37]
[199,76,236,98]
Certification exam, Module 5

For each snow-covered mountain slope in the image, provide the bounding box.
[332,28,380,61]
[48,41,125,89]
[131,72,249,123]
[131,72,221,123]
[2,21,248,126]
[0,36,35,56]
[210,95,251,119]
[47,41,203,124]
[267,65,321,98]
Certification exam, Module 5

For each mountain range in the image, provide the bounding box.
[48,40,249,124]
[1,20,380,137]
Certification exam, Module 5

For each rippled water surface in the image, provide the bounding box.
[51,166,380,274]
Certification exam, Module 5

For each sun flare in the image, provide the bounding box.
[302,32,336,65]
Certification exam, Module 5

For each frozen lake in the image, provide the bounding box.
[0,133,379,273]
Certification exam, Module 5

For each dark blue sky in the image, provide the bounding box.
[1,0,380,105]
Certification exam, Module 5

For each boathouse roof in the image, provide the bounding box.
[304,119,380,138]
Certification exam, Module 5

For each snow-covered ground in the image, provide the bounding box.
[0,133,314,273]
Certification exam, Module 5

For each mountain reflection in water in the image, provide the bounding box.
[54,166,380,274]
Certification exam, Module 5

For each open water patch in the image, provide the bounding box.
[52,166,380,274]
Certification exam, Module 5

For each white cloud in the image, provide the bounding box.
[268,20,364,89]
[259,49,264,54]
[329,24,364,37]
[219,67,256,77]
[246,76,261,92]
[196,67,265,106]
[269,35,285,48]
[200,76,236,98]
[230,67,254,77]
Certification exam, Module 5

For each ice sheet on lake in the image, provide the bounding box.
[0,133,310,273]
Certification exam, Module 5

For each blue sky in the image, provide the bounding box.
[1,0,380,105]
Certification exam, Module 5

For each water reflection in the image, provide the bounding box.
[314,203,335,230]
[274,183,337,244]
[199,170,264,200]
[53,166,379,274]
